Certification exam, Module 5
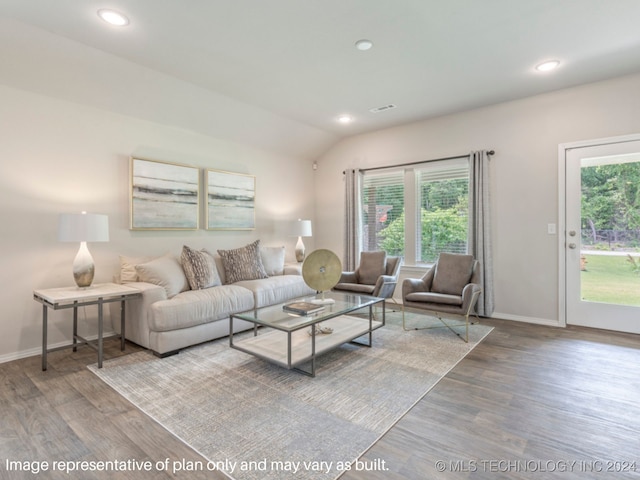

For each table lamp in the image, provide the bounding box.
[58,212,109,288]
[291,219,312,262]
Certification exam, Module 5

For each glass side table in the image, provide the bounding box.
[33,283,141,371]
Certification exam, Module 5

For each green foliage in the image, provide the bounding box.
[424,209,467,261]
[581,162,640,245]
[365,176,468,261]
[378,202,468,263]
[377,211,406,257]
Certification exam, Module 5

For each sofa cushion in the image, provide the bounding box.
[181,245,222,290]
[135,254,189,298]
[260,246,285,276]
[218,240,269,284]
[357,251,387,285]
[333,282,376,295]
[405,292,463,306]
[149,285,255,332]
[432,253,474,295]
[235,275,316,308]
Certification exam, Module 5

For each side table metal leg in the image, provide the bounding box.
[42,305,48,371]
[98,300,104,368]
[72,301,78,352]
[120,299,126,351]
[368,305,373,346]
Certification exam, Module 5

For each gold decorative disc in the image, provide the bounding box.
[302,249,342,292]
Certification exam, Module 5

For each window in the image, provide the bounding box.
[416,160,469,263]
[361,159,470,265]
[361,170,404,256]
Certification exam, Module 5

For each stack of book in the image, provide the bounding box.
[282,301,325,315]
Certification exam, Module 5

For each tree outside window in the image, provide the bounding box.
[361,160,469,264]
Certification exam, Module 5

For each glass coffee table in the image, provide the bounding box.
[229,291,385,377]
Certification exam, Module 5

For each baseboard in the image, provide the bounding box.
[0,329,117,365]
[490,312,562,327]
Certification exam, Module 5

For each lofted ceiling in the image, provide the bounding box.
[2,0,640,152]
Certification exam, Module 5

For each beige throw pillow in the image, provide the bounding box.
[217,240,268,284]
[119,254,155,283]
[181,245,222,290]
[260,246,286,276]
[135,253,189,298]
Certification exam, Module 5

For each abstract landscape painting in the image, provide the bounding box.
[206,169,255,230]
[130,157,199,230]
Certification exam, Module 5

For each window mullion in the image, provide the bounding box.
[404,169,417,265]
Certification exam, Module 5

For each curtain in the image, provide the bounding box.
[469,151,494,316]
[344,169,362,271]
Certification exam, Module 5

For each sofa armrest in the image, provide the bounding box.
[373,274,397,299]
[284,263,302,275]
[110,281,167,349]
[402,277,427,299]
[461,283,482,315]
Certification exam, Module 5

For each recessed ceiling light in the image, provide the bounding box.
[536,60,560,72]
[97,9,129,26]
[337,114,354,124]
[355,39,373,51]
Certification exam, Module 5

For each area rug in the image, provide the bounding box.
[89,311,492,480]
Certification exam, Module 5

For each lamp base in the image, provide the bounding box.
[73,241,95,288]
[295,236,306,262]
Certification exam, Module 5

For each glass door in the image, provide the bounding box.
[564,137,640,334]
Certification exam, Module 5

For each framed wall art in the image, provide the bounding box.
[206,169,256,230]
[130,157,200,230]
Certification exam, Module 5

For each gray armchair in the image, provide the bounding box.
[402,252,482,342]
[333,252,402,301]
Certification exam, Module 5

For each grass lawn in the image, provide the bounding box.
[581,254,640,306]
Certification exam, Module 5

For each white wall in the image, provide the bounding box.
[4,63,640,364]
[314,72,640,325]
[0,84,316,362]
[0,17,337,161]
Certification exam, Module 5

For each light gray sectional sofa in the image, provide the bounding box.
[110,240,315,356]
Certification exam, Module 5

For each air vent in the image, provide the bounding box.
[369,104,397,113]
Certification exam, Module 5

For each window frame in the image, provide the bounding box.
[360,158,470,266]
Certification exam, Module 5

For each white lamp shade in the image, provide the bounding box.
[58,213,109,242]
[291,219,312,237]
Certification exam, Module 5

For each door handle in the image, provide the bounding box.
[568,243,577,249]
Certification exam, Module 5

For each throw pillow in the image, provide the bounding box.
[217,240,268,284]
[357,251,387,285]
[431,253,474,295]
[181,245,222,290]
[260,246,285,276]
[119,254,154,283]
[135,253,189,298]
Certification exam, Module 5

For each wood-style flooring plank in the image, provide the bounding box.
[1,320,640,480]
[343,319,640,480]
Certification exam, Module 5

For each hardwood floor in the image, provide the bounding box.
[346,318,640,480]
[1,318,639,479]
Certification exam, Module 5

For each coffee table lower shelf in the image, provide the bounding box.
[231,315,383,377]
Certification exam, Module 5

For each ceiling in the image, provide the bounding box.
[2,0,640,143]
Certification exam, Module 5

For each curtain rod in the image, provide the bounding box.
[342,150,494,174]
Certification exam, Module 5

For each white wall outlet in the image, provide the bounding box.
[547,223,557,234]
